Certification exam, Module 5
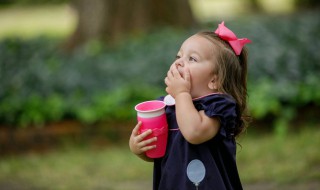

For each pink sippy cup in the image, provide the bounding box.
[135,100,168,158]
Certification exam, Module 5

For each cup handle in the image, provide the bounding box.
[141,125,168,136]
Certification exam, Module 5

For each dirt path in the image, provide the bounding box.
[0,179,319,190]
[244,181,320,190]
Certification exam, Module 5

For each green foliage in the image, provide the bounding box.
[0,12,319,128]
[242,12,320,131]
[0,29,184,127]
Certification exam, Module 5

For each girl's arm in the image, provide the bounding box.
[175,92,220,144]
[165,66,220,144]
[129,121,156,162]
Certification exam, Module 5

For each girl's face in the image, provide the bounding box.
[171,34,218,98]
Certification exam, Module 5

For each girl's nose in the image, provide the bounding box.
[175,59,184,67]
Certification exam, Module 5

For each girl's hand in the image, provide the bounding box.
[129,121,157,156]
[165,65,191,98]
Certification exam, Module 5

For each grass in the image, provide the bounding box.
[0,145,154,189]
[237,127,320,184]
[0,127,319,189]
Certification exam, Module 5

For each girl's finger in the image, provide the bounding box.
[138,129,153,141]
[184,68,191,82]
[165,87,170,94]
[132,121,142,136]
[170,63,176,70]
[134,136,156,154]
[167,70,173,79]
[140,145,156,152]
[171,66,181,78]
[164,77,169,85]
[140,137,157,147]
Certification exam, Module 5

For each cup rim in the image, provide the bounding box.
[135,100,166,113]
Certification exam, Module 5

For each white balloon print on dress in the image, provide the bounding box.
[187,159,206,190]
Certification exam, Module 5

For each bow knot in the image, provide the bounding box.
[214,21,251,55]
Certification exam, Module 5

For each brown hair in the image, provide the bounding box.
[197,31,250,137]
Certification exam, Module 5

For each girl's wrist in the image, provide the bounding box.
[175,92,191,100]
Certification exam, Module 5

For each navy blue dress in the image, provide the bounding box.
[153,93,243,190]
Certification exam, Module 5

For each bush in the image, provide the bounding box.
[0,29,185,126]
[237,12,320,134]
[0,11,319,128]
[244,12,320,126]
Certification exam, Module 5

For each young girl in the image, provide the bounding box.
[129,21,251,190]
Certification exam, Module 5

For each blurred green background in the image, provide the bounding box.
[0,0,319,189]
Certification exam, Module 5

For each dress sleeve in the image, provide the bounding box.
[157,96,165,101]
[194,94,238,138]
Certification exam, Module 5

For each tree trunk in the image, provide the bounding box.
[247,0,262,12]
[64,0,196,51]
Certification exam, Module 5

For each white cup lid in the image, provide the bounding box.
[164,95,175,106]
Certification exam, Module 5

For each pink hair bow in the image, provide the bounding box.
[214,21,251,55]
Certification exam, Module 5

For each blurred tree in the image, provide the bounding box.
[295,0,320,9]
[247,0,263,12]
[64,0,196,50]
[0,0,11,5]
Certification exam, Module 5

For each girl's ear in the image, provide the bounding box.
[208,75,219,91]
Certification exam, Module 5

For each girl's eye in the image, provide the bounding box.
[175,55,181,60]
[189,57,197,62]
